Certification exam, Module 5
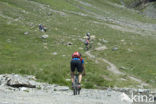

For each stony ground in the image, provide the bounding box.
[0,74,155,104]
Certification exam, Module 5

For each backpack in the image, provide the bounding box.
[72,51,81,58]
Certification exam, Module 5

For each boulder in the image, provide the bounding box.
[65,79,71,81]
[120,66,128,70]
[101,39,109,43]
[62,55,66,57]
[0,74,36,88]
[7,39,11,43]
[52,52,57,55]
[41,34,48,39]
[24,32,29,35]
[97,42,102,46]
[79,47,83,50]
[48,12,52,16]
[95,46,107,51]
[67,42,72,46]
[112,47,119,51]
[54,86,69,91]
[20,87,29,92]
[127,48,133,52]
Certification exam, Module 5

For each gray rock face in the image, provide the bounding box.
[0,74,36,88]
[143,2,156,18]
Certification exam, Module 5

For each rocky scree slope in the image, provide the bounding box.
[0,74,156,104]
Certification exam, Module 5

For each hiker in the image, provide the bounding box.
[39,24,47,32]
[86,32,90,40]
[70,52,85,89]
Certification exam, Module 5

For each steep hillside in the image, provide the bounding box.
[142,2,156,18]
[119,0,156,18]
[0,0,156,89]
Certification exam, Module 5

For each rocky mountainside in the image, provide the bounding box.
[120,0,156,18]
[0,74,156,104]
[0,0,156,103]
[142,2,156,18]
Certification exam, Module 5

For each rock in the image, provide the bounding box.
[0,74,36,88]
[20,87,29,92]
[112,47,119,51]
[14,18,19,22]
[120,39,125,42]
[107,87,112,96]
[95,46,107,51]
[43,43,48,45]
[90,35,96,40]
[24,32,29,35]
[65,79,71,81]
[62,55,66,57]
[83,36,88,39]
[26,75,36,80]
[101,39,109,43]
[95,60,99,64]
[0,75,9,86]
[30,23,34,28]
[67,42,72,46]
[79,47,83,50]
[6,74,36,88]
[97,42,102,46]
[120,66,127,70]
[52,52,57,55]
[137,89,149,93]
[43,46,48,49]
[0,74,155,104]
[47,12,52,16]
[79,38,85,42]
[127,48,133,52]
[41,34,48,39]
[120,78,127,81]
[54,86,69,91]
[7,39,11,43]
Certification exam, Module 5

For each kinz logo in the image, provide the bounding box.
[131,93,154,103]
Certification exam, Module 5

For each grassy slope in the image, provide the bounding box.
[0,0,156,88]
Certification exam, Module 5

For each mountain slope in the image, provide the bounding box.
[0,0,156,88]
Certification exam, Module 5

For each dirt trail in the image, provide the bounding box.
[85,47,149,87]
[85,50,124,75]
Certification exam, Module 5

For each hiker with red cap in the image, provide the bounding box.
[70,52,85,89]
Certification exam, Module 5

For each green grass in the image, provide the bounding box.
[0,0,156,89]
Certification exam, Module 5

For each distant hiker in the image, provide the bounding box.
[39,24,47,32]
[84,39,90,50]
[86,32,90,40]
